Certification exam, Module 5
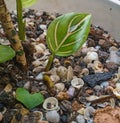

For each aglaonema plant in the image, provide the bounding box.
[45,13,91,71]
[16,13,91,109]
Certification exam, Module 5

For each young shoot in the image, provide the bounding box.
[45,13,92,71]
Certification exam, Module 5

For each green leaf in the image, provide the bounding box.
[0,45,15,63]
[46,13,91,56]
[16,88,44,110]
[21,0,37,8]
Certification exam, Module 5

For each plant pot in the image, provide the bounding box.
[0,6,120,123]
[7,0,120,41]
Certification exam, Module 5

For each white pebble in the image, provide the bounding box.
[36,73,43,80]
[109,46,120,65]
[84,51,98,63]
[116,83,120,89]
[100,81,109,88]
[46,110,60,123]
[40,24,47,30]
[76,114,85,123]
[24,81,30,89]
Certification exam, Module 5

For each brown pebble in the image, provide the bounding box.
[72,101,84,111]
[105,62,118,72]
[38,120,49,123]
[85,89,94,95]
[0,112,3,121]
[94,106,120,123]
[56,92,70,101]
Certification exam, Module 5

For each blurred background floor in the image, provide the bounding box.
[5,0,120,41]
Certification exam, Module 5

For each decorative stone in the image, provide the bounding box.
[76,114,85,123]
[71,78,84,89]
[46,110,60,123]
[83,72,113,87]
[43,97,58,111]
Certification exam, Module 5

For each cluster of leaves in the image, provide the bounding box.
[0,0,91,110]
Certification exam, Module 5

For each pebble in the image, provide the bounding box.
[84,51,99,63]
[55,83,65,92]
[46,110,60,123]
[24,81,31,89]
[0,112,3,121]
[60,114,68,123]
[94,85,102,92]
[109,46,120,65]
[35,73,43,80]
[71,121,77,123]
[116,83,120,89]
[39,24,47,30]
[67,86,75,97]
[84,106,95,120]
[100,81,109,88]
[76,114,85,123]
[83,72,113,87]
[71,78,84,89]
[43,97,58,111]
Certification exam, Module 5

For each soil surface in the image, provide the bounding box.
[0,9,120,123]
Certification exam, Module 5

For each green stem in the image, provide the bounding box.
[45,54,54,71]
[16,0,25,41]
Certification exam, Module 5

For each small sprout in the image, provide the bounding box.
[45,13,91,71]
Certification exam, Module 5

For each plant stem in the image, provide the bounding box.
[45,54,54,71]
[0,0,27,68]
[16,0,26,41]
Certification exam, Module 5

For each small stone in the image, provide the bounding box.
[39,24,47,30]
[72,101,83,111]
[71,121,77,123]
[116,83,120,89]
[105,62,118,73]
[46,110,60,123]
[100,81,109,88]
[24,81,30,89]
[76,114,85,123]
[83,72,113,87]
[60,100,72,112]
[60,114,68,123]
[56,92,70,101]
[67,86,75,97]
[85,89,94,95]
[55,83,65,92]
[84,51,99,63]
[0,112,3,121]
[109,46,120,65]
[36,73,43,80]
[94,85,102,92]
[38,121,49,123]
[4,84,12,92]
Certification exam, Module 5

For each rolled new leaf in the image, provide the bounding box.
[46,13,91,56]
